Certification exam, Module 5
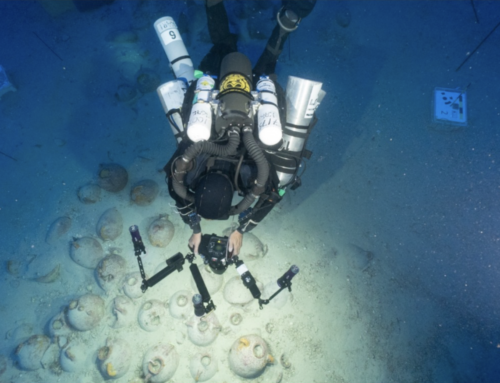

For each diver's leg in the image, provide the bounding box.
[253,0,317,76]
[199,0,238,75]
[205,0,229,44]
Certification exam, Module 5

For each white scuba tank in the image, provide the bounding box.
[187,75,215,142]
[156,80,187,143]
[283,76,325,153]
[272,76,326,187]
[256,76,282,146]
[154,17,195,84]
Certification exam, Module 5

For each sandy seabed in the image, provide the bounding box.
[1,1,500,382]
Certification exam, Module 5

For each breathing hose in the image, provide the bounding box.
[229,127,269,215]
[172,129,241,202]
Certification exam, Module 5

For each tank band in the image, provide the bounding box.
[171,55,191,65]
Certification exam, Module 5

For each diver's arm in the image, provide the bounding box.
[170,183,202,253]
[175,203,202,234]
[237,197,278,233]
[189,232,202,255]
[228,230,243,255]
[164,145,202,234]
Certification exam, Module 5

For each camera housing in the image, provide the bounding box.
[199,234,232,274]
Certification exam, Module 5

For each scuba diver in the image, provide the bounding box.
[159,0,319,256]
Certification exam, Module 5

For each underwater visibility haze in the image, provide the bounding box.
[0,1,500,382]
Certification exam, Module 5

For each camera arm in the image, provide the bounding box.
[129,225,186,292]
[228,255,300,309]
[186,252,216,315]
[142,252,185,292]
[257,282,291,309]
[258,265,300,309]
[129,225,216,315]
[129,227,300,313]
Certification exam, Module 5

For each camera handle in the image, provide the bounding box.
[129,225,149,292]
[186,252,216,315]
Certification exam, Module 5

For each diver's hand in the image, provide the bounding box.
[189,232,202,254]
[228,230,243,256]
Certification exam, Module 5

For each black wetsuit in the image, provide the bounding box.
[201,0,317,76]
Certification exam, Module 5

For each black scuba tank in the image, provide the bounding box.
[215,52,254,135]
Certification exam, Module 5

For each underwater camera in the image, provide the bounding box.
[198,234,261,299]
[198,234,232,275]
[129,226,299,314]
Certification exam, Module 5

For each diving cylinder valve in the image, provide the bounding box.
[187,75,215,142]
[154,17,195,84]
[157,80,187,143]
[256,76,282,146]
